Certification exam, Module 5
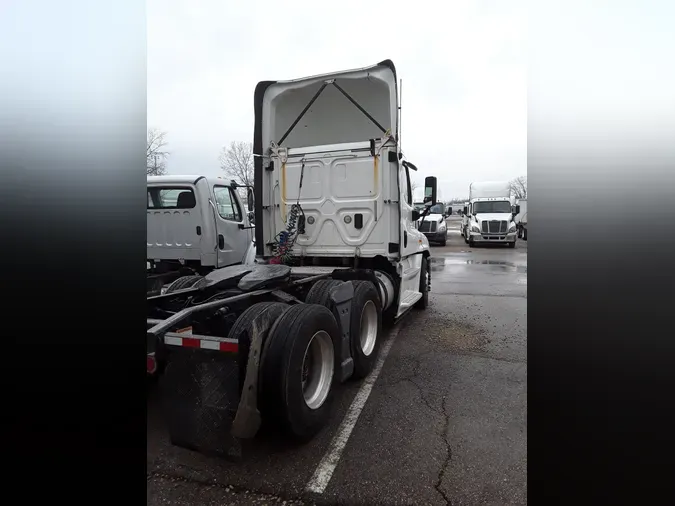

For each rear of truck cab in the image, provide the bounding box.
[147,176,215,268]
[147,175,255,273]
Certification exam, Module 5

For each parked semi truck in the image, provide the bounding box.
[146,176,256,296]
[463,181,519,248]
[418,202,448,246]
[146,60,438,457]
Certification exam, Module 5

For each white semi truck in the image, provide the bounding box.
[146,175,256,295]
[147,60,439,457]
[417,202,448,246]
[462,181,519,248]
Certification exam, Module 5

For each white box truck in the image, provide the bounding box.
[463,181,518,248]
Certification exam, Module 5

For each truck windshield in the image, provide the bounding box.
[429,204,445,214]
[473,201,511,214]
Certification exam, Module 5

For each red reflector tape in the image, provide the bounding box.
[182,337,200,348]
[220,341,238,353]
[163,334,238,353]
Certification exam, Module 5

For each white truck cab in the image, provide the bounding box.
[418,202,448,246]
[147,175,256,277]
[254,60,436,317]
[464,181,518,248]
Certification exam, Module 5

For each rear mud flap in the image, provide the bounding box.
[160,348,242,460]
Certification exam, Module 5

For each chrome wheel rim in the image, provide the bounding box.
[301,330,334,410]
[360,300,378,356]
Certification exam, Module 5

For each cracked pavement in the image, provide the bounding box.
[147,216,527,505]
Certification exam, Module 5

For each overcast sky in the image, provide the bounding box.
[148,0,527,201]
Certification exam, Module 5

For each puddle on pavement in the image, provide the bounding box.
[430,256,527,274]
[420,306,490,351]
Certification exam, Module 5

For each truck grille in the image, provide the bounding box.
[419,221,437,233]
[482,220,508,234]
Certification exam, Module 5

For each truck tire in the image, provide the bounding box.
[305,279,344,306]
[464,230,469,244]
[468,236,475,247]
[440,235,447,246]
[523,228,527,241]
[349,281,383,379]
[228,302,290,394]
[261,304,339,442]
[165,275,206,293]
[508,241,516,249]
[414,256,430,310]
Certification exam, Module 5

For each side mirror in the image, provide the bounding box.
[412,209,421,221]
[247,188,254,212]
[515,205,521,215]
[423,176,438,206]
[463,206,468,215]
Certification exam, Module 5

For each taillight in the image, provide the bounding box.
[147,354,158,375]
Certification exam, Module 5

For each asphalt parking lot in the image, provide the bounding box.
[147,215,527,505]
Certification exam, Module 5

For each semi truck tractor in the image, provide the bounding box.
[146,60,439,458]
[418,202,448,246]
[463,181,519,248]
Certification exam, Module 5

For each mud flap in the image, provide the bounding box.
[231,308,283,439]
[329,281,355,382]
[160,348,242,460]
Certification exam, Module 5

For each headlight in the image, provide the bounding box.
[509,225,516,233]
[471,225,480,233]
[438,223,446,232]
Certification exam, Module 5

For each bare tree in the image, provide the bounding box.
[509,176,527,199]
[219,141,254,188]
[147,128,169,176]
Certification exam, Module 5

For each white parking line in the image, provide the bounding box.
[305,324,402,495]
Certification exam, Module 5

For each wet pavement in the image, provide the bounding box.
[147,216,527,505]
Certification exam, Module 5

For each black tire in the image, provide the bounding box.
[261,304,340,442]
[440,236,447,246]
[165,275,205,293]
[228,302,290,394]
[468,236,475,247]
[415,256,430,310]
[523,229,527,240]
[305,279,344,306]
[349,281,383,379]
[508,241,516,249]
[464,229,469,244]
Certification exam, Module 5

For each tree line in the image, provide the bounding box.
[147,128,526,200]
